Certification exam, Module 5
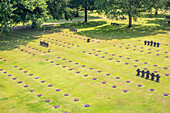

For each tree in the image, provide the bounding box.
[151,0,169,15]
[69,0,81,17]
[0,0,14,34]
[0,0,48,34]
[12,0,48,29]
[82,0,95,22]
[95,0,154,27]
[46,0,72,20]
[69,0,94,22]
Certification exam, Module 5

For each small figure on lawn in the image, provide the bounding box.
[157,42,160,47]
[150,41,153,46]
[46,43,49,47]
[156,74,160,82]
[144,40,147,45]
[145,70,150,79]
[141,70,145,77]
[136,69,141,76]
[87,39,90,43]
[151,73,155,80]
[154,42,157,47]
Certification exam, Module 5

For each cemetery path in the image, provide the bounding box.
[42,17,106,26]
[14,17,106,30]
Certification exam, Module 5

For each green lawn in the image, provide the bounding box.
[0,13,170,113]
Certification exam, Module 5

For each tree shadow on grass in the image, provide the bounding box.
[146,18,170,31]
[75,24,168,40]
[57,21,107,29]
[0,25,62,51]
[141,13,170,18]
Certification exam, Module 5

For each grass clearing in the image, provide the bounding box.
[0,13,170,113]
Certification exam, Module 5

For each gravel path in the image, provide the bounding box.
[14,17,105,30]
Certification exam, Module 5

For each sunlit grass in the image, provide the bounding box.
[0,13,170,113]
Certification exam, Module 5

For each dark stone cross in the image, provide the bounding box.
[136,69,141,76]
[141,70,145,77]
[154,42,157,47]
[150,41,153,46]
[40,41,42,45]
[87,39,90,43]
[144,40,147,45]
[151,73,155,80]
[157,42,160,47]
[156,74,160,82]
[145,70,150,79]
[147,41,150,46]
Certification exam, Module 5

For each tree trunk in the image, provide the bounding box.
[155,9,158,15]
[85,6,87,22]
[76,7,79,17]
[128,13,132,28]
[84,0,87,23]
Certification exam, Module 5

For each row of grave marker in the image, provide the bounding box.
[82,49,168,72]
[2,65,91,110]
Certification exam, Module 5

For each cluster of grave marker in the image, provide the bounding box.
[136,69,160,82]
[82,48,169,77]
[57,32,98,42]
[144,40,160,47]
[9,65,91,110]
[113,43,168,55]
[42,37,80,47]
[40,41,49,47]
[2,41,48,55]
[44,54,168,95]
[40,39,72,49]
[0,68,67,111]
[46,57,135,93]
[1,57,169,97]
[69,28,77,32]
[1,31,169,111]
[27,46,47,53]
[0,57,7,62]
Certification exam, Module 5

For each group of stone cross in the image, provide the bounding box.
[144,40,160,47]
[87,39,90,43]
[111,23,119,26]
[69,28,77,32]
[136,69,160,82]
[40,41,49,47]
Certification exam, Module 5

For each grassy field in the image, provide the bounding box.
[0,12,170,113]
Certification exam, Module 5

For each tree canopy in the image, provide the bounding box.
[150,0,169,15]
[46,0,72,20]
[95,0,158,27]
[0,0,48,34]
[0,0,169,35]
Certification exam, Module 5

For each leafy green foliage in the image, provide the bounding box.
[149,0,169,15]
[0,0,14,34]
[46,0,72,20]
[69,0,95,22]
[0,0,48,34]
[95,0,156,27]
[12,0,48,29]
